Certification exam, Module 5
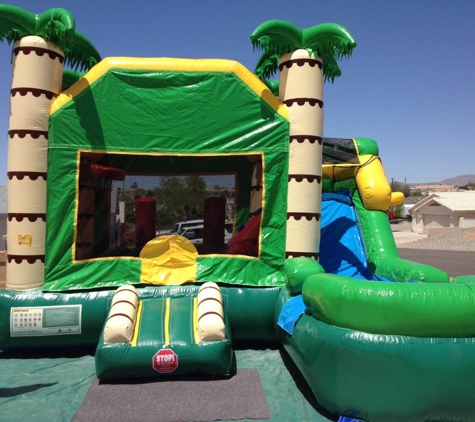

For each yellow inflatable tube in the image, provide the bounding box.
[355,154,392,211]
[390,191,405,206]
[322,154,392,211]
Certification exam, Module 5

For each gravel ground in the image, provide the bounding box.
[393,221,475,251]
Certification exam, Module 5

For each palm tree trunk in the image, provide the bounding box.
[279,49,323,260]
[6,36,63,290]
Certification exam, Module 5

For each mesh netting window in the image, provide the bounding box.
[75,151,262,260]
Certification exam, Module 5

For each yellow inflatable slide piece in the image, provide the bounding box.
[355,154,392,211]
[140,235,198,285]
[390,192,405,206]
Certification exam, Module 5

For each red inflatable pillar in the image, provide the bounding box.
[203,197,226,254]
[135,197,156,255]
[76,157,95,260]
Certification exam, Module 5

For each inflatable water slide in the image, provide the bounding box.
[1,7,475,421]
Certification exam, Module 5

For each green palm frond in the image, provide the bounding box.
[63,30,101,70]
[0,5,100,70]
[303,22,356,81]
[0,5,36,43]
[36,7,75,43]
[322,55,342,83]
[253,50,280,80]
[251,20,302,55]
[251,20,356,82]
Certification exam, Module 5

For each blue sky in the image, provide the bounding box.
[0,0,474,186]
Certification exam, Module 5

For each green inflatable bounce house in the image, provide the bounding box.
[1,6,475,422]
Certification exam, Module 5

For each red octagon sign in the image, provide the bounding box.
[153,348,178,373]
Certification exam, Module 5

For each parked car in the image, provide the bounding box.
[171,220,204,235]
[155,220,204,237]
[181,225,205,247]
[155,229,173,236]
[181,223,234,249]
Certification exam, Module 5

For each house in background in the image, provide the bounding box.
[402,196,422,217]
[411,191,475,234]
[414,184,458,195]
[0,186,6,250]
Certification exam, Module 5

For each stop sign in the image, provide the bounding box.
[152,348,178,373]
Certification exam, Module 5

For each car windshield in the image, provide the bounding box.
[183,227,203,239]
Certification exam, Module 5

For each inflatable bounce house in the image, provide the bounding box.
[2,6,475,421]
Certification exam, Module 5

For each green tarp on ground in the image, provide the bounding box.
[0,346,336,422]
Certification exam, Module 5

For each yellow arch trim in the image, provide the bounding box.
[193,298,199,344]
[164,298,171,346]
[130,301,143,347]
[50,57,288,119]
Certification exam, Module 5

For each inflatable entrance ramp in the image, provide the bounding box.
[95,284,233,379]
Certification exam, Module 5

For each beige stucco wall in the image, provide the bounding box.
[412,207,475,234]
[457,212,475,227]
[412,212,423,233]
[413,204,451,234]
[418,204,448,215]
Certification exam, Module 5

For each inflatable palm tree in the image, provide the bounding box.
[251,20,356,260]
[0,5,100,289]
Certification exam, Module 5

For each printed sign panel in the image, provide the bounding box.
[10,305,82,337]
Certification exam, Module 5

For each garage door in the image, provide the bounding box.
[423,214,450,233]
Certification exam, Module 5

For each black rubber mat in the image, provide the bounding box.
[73,369,270,421]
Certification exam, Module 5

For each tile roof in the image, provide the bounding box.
[410,191,475,212]
[0,186,6,215]
[404,196,422,205]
